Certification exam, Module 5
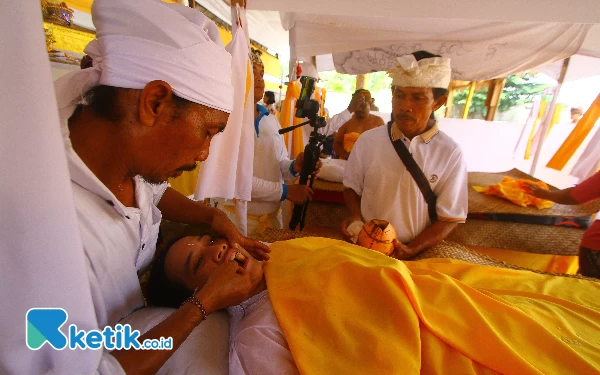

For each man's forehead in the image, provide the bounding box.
[394,87,433,95]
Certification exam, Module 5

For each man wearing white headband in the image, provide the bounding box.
[53,0,269,372]
[342,51,467,259]
[237,50,317,235]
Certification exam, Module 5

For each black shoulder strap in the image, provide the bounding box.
[387,122,437,222]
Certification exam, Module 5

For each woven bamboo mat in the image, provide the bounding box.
[469,169,600,217]
[303,201,349,229]
[447,219,584,255]
[313,179,345,192]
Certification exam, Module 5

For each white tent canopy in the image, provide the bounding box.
[241,0,600,81]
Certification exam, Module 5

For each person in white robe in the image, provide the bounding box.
[52,0,270,372]
[342,51,468,259]
[221,51,319,236]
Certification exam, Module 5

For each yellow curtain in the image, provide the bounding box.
[547,93,600,170]
[265,238,600,375]
[524,101,547,159]
[320,87,327,117]
[167,164,200,197]
[524,101,564,160]
[280,81,303,157]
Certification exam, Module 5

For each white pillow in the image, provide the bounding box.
[317,158,346,183]
[121,307,229,374]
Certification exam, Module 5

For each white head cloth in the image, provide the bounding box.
[388,55,451,89]
[54,0,233,123]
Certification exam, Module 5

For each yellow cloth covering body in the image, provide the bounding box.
[265,238,600,375]
[343,132,360,153]
[472,176,553,209]
[468,246,579,274]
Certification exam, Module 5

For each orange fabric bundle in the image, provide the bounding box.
[472,176,554,209]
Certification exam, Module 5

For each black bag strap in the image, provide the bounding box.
[387,122,437,222]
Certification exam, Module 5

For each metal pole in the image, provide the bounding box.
[530,57,570,176]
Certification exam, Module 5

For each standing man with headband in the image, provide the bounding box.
[51,0,269,373]
[342,51,467,259]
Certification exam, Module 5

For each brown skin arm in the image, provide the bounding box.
[112,260,254,374]
[526,184,578,205]
[392,221,458,259]
[333,124,350,160]
[341,188,364,237]
[157,187,270,260]
[111,303,204,375]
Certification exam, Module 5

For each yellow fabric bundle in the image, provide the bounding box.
[472,176,553,209]
[343,132,361,153]
[264,238,600,375]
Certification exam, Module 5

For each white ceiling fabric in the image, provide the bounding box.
[241,0,600,80]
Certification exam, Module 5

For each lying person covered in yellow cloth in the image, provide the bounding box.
[148,236,600,375]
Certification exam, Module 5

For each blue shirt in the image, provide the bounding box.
[254,104,270,137]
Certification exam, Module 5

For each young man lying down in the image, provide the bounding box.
[148,235,600,375]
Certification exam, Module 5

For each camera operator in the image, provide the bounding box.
[242,50,322,236]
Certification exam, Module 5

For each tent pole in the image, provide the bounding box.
[485,78,506,121]
[445,82,455,118]
[530,57,571,176]
[289,26,297,82]
[462,81,476,119]
[356,74,367,90]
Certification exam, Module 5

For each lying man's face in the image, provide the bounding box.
[164,235,264,292]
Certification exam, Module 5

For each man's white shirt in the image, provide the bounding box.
[343,123,468,245]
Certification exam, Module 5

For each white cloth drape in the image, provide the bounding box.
[0,2,122,373]
[195,5,254,235]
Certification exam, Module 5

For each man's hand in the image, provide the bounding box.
[195,260,256,314]
[286,184,313,204]
[211,212,270,260]
[341,214,363,238]
[390,239,413,260]
[293,153,323,176]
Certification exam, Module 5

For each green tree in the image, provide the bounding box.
[452,74,550,118]
[497,74,551,112]
[320,71,392,94]
[320,71,356,93]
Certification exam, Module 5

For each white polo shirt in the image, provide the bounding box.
[65,137,167,329]
[343,122,467,244]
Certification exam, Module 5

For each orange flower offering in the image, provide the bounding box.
[472,177,553,209]
[357,219,397,255]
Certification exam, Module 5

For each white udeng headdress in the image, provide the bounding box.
[388,55,451,89]
[54,0,234,123]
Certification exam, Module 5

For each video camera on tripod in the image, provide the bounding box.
[278,76,327,230]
